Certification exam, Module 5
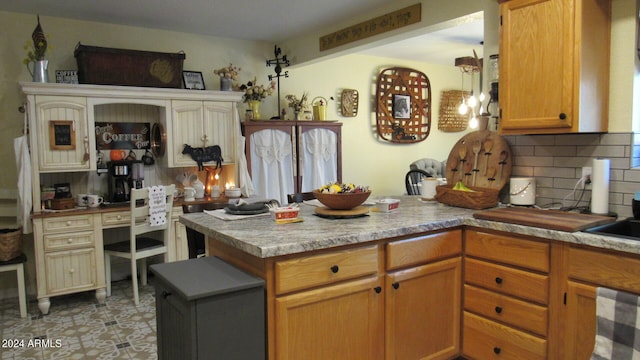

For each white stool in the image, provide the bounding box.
[0,253,27,318]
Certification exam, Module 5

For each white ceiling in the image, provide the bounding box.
[0,0,483,65]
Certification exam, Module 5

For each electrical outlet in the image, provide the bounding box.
[582,166,592,180]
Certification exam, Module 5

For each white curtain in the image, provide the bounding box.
[300,128,337,192]
[14,105,32,233]
[250,130,294,204]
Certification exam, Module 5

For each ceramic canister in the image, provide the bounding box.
[509,177,536,205]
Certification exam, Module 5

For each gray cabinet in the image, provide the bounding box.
[151,256,265,360]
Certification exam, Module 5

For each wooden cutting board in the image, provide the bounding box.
[473,207,616,232]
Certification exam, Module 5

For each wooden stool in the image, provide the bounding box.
[0,253,27,318]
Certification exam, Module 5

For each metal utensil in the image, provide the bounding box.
[483,139,494,175]
[472,141,481,186]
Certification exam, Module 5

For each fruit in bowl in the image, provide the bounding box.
[313,183,371,210]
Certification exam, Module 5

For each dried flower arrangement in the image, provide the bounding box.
[285,92,309,113]
[238,77,276,103]
[23,16,50,65]
[213,63,241,80]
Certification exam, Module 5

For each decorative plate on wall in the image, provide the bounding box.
[375,67,431,143]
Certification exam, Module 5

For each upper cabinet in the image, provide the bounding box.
[169,100,237,168]
[498,0,611,134]
[31,95,92,172]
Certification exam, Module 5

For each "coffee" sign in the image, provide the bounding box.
[95,122,150,149]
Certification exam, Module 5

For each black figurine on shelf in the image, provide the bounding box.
[267,45,290,119]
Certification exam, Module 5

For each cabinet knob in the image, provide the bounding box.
[67,238,73,243]
[66,221,72,226]
[116,215,122,220]
[494,347,501,354]
[392,282,400,290]
[69,268,75,273]
[559,113,567,120]
[374,286,382,294]
[162,290,172,299]
[495,306,503,314]
[330,265,339,273]
[495,277,503,284]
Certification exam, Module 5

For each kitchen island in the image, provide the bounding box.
[180,196,640,360]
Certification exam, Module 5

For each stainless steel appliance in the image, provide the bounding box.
[107,160,143,202]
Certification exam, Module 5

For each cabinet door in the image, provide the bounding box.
[171,100,206,167]
[35,95,91,171]
[275,276,384,360]
[45,248,97,295]
[499,0,574,133]
[203,101,235,164]
[564,281,596,360]
[386,257,461,360]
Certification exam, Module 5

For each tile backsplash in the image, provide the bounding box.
[504,132,637,219]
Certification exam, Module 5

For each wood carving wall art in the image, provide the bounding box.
[375,67,431,143]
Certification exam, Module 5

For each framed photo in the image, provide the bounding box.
[393,94,411,119]
[182,71,206,90]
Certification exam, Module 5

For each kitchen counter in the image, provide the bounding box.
[179,195,640,258]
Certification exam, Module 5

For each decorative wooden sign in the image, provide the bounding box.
[95,122,150,150]
[319,3,421,51]
[49,121,75,150]
[340,89,359,117]
[375,67,431,143]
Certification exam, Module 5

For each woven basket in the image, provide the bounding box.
[0,228,22,261]
[435,185,499,210]
[438,90,470,132]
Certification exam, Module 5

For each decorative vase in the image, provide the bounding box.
[247,100,261,120]
[30,60,49,83]
[293,111,300,120]
[220,77,233,91]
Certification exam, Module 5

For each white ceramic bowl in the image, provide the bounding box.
[225,188,241,198]
[376,198,400,212]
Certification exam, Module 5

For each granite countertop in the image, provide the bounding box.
[179,195,640,259]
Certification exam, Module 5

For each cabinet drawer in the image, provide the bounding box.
[569,247,640,294]
[42,214,94,233]
[464,284,548,337]
[45,248,97,295]
[275,245,379,295]
[463,312,547,360]
[466,230,549,272]
[386,230,461,270]
[101,212,130,227]
[465,258,549,305]
[44,230,94,252]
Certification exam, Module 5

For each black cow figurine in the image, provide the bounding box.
[182,144,223,170]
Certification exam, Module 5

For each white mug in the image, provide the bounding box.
[421,178,438,200]
[76,194,88,207]
[86,194,103,208]
[184,187,196,202]
[211,185,220,198]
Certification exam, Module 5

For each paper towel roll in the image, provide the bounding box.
[591,158,610,214]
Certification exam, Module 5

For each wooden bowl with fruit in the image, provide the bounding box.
[313,183,371,210]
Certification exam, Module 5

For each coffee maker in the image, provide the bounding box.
[107,160,144,203]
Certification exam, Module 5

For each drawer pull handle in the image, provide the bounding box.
[495,306,503,314]
[392,282,400,290]
[374,286,382,294]
[330,265,339,273]
[494,347,501,354]
[495,277,503,284]
[162,291,172,298]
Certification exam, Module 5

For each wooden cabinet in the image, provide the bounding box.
[242,120,342,204]
[498,0,611,134]
[562,246,640,359]
[463,230,550,359]
[385,230,462,360]
[170,100,237,168]
[31,95,93,172]
[32,213,106,315]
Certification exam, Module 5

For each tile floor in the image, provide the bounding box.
[0,280,158,360]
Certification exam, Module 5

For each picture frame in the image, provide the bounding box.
[49,120,76,150]
[182,71,206,90]
[393,94,411,119]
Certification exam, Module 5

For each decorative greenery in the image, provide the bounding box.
[23,16,50,65]
[318,182,369,194]
[213,63,241,80]
[238,77,276,103]
[285,92,309,113]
